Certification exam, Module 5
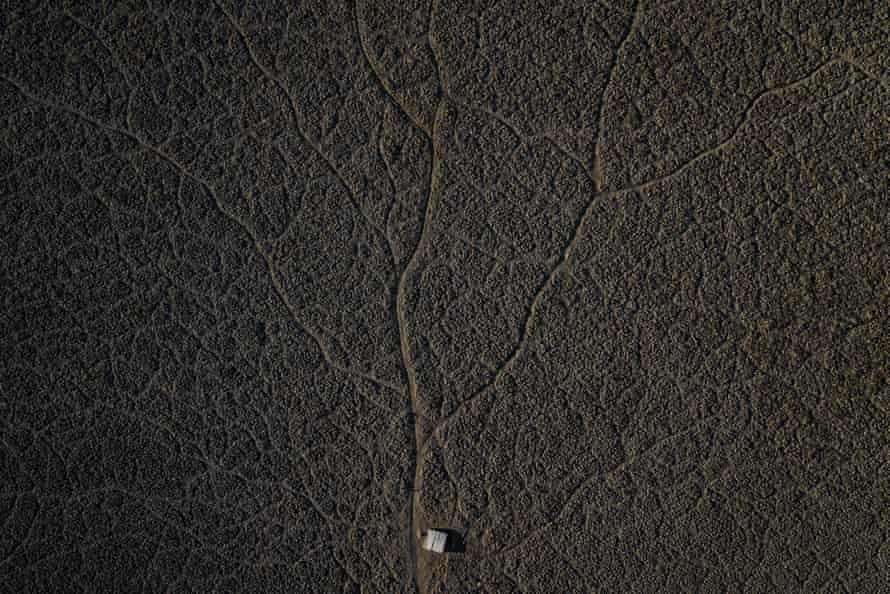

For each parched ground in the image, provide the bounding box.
[1,1,888,592]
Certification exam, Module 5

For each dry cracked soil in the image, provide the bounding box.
[1,1,889,592]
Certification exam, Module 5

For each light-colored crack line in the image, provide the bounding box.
[599,57,843,195]
[418,0,643,456]
[417,172,609,454]
[428,0,446,100]
[212,1,397,267]
[765,12,889,88]
[355,0,432,139]
[254,242,406,401]
[217,6,447,592]
[61,11,135,88]
[551,58,851,207]
[356,1,448,588]
[397,99,444,594]
[593,0,642,191]
[471,410,725,561]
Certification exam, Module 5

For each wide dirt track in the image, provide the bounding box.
[1,1,888,592]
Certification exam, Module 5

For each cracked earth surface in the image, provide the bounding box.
[1,0,888,592]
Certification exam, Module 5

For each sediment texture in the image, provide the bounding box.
[1,1,888,592]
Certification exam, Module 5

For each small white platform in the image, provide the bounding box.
[421,529,448,553]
